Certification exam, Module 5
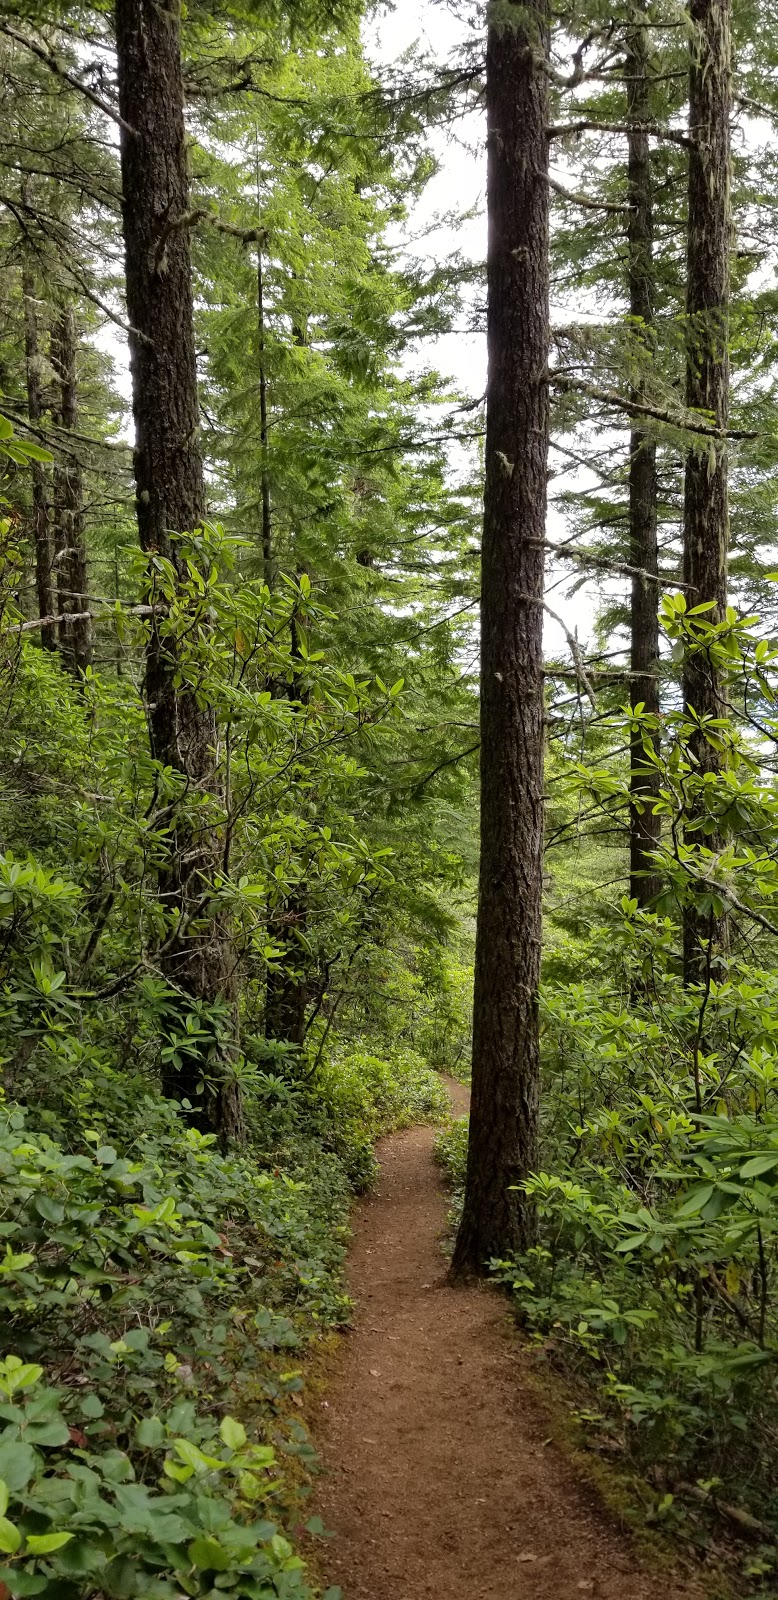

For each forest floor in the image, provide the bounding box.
[310,1077,707,1600]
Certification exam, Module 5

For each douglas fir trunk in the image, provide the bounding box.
[682,0,731,984]
[53,304,92,678]
[115,0,242,1140]
[451,0,549,1275]
[626,12,662,907]
[22,260,55,651]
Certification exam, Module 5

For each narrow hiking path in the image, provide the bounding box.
[312,1079,703,1600]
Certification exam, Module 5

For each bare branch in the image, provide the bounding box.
[6,605,156,636]
[532,535,691,590]
[542,601,598,708]
[542,170,631,215]
[548,117,692,149]
[154,208,268,272]
[553,373,758,440]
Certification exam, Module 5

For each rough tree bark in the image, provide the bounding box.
[451,0,549,1276]
[115,0,243,1140]
[257,248,273,590]
[626,10,661,907]
[52,303,92,677]
[22,260,55,651]
[682,0,731,984]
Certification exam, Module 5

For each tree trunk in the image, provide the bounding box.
[626,11,661,908]
[52,303,92,677]
[682,0,731,984]
[257,248,273,589]
[22,262,55,652]
[265,891,308,1049]
[265,616,310,1052]
[50,319,68,641]
[451,0,549,1276]
[115,0,242,1141]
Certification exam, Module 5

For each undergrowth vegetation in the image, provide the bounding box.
[0,1038,448,1598]
[0,477,463,1600]
[439,605,778,1586]
[9,0,778,1587]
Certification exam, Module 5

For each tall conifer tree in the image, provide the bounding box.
[626,5,662,906]
[682,0,731,983]
[115,0,242,1138]
[452,0,550,1274]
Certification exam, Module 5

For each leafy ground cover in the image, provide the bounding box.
[436,947,778,1591]
[0,1046,446,1599]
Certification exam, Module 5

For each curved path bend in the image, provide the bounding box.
[313,1080,701,1600]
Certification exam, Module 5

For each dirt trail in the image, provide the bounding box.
[312,1079,700,1600]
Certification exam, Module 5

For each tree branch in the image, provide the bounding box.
[6,605,157,636]
[531,535,691,590]
[542,170,631,215]
[0,22,136,137]
[541,601,598,707]
[548,118,692,149]
[553,373,758,440]
[154,208,268,272]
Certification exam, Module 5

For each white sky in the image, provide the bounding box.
[368,1,487,399]
[366,1,602,654]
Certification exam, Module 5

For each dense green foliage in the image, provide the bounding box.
[0,3,474,1592]
[9,0,778,1590]
[440,602,778,1572]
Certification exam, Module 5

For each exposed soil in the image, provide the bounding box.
[312,1078,705,1600]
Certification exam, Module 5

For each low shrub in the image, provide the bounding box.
[313,1047,450,1187]
[433,1115,469,1236]
[0,1040,446,1598]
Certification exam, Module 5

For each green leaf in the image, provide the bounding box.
[0,1517,21,1554]
[173,1438,223,1473]
[676,1185,715,1217]
[0,1361,43,1396]
[188,1535,230,1571]
[739,1154,778,1179]
[0,1440,36,1491]
[24,1418,70,1447]
[701,1187,731,1222]
[0,1569,47,1595]
[113,1483,191,1543]
[25,1531,74,1554]
[135,1416,165,1449]
[17,441,51,463]
[219,1415,246,1451]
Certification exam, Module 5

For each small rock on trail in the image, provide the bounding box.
[312,1078,701,1600]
